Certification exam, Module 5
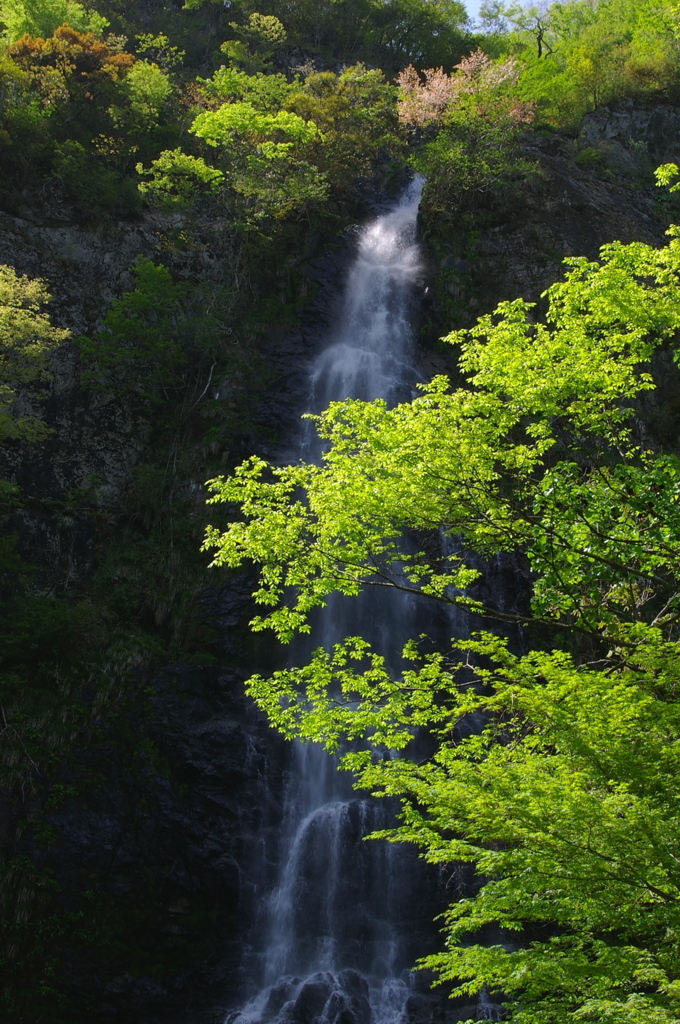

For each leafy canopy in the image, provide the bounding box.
[496,0,680,126]
[204,226,680,1023]
[205,234,680,642]
[143,56,399,221]
[0,0,108,43]
[284,65,401,193]
[136,149,223,209]
[181,0,468,70]
[399,50,536,220]
[191,103,322,150]
[123,60,172,123]
[200,67,294,114]
[77,259,195,403]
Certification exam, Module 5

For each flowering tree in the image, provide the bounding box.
[396,49,527,127]
[396,49,535,220]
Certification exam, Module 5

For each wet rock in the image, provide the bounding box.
[290,974,335,1023]
[263,978,303,1019]
[323,993,356,1024]
[336,971,371,1024]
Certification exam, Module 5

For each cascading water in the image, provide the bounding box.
[228,179,441,1024]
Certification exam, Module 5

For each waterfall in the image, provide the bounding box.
[227,179,437,1024]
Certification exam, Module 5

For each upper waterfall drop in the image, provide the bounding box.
[307,175,424,414]
[227,177,434,1024]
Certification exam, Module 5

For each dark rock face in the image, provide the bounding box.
[0,211,358,1022]
[18,580,288,1024]
[238,240,359,465]
[0,214,156,588]
[424,102,673,348]
[578,100,680,179]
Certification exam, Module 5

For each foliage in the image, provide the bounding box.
[401,50,535,224]
[191,103,322,150]
[478,0,510,35]
[0,264,68,442]
[183,0,469,71]
[182,95,326,220]
[2,0,676,230]
[134,32,185,72]
[284,65,401,193]
[0,548,98,708]
[657,162,680,192]
[0,24,138,209]
[77,258,208,402]
[7,21,136,151]
[498,0,680,126]
[0,22,180,219]
[171,58,401,220]
[8,22,134,82]
[204,228,680,1021]
[396,64,457,126]
[0,50,29,117]
[219,12,287,72]
[363,0,469,68]
[190,60,401,214]
[121,59,172,125]
[6,0,680,1017]
[136,147,223,208]
[0,1,447,223]
[0,0,108,43]
[234,11,287,49]
[258,632,680,1024]
[200,66,294,113]
[397,49,524,126]
[205,233,680,638]
[56,144,142,221]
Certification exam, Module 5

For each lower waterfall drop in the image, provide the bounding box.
[228,178,432,1024]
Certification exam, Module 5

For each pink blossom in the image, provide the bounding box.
[396,49,525,127]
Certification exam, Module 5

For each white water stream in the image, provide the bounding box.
[227,179,432,1024]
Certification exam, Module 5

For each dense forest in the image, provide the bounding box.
[2,0,680,1022]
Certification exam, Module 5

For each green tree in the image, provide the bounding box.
[8,24,136,123]
[1,23,184,218]
[284,65,401,193]
[478,0,510,35]
[506,0,680,126]
[657,162,680,191]
[121,59,172,126]
[191,103,321,149]
[0,0,108,42]
[182,0,468,71]
[203,228,680,1022]
[134,32,185,72]
[77,256,234,405]
[364,0,469,68]
[191,61,400,204]
[219,11,287,72]
[0,264,68,441]
[136,148,223,208]
[400,51,536,225]
[189,101,328,220]
[200,66,294,114]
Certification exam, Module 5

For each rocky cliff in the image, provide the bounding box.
[421,100,678,341]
